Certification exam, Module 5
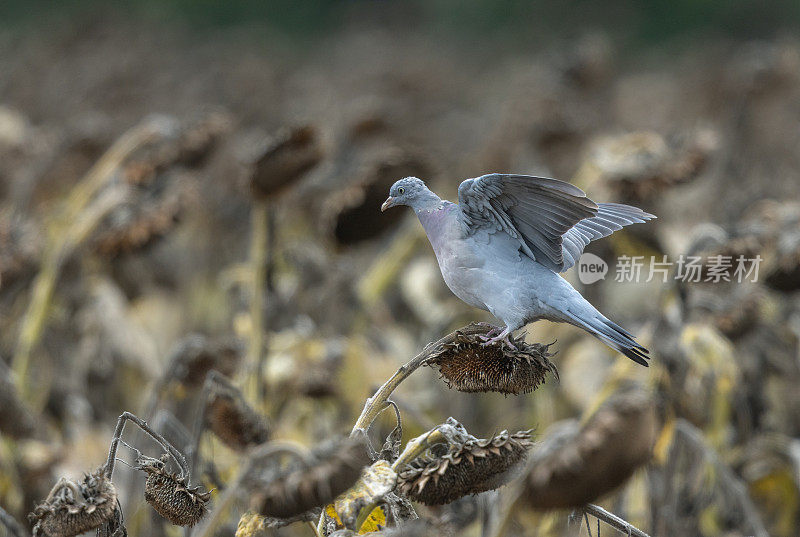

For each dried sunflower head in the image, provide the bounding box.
[94,113,229,257]
[167,335,242,389]
[524,388,657,509]
[93,171,192,256]
[426,327,557,395]
[589,128,717,200]
[122,112,230,184]
[256,436,371,520]
[205,377,270,451]
[30,469,117,537]
[250,125,322,200]
[138,455,210,527]
[325,147,430,245]
[397,430,533,506]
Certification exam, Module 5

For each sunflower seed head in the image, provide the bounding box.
[325,147,430,246]
[206,380,270,451]
[257,436,371,520]
[397,430,533,506]
[250,125,322,200]
[524,388,657,509]
[427,328,558,395]
[30,469,117,537]
[94,113,228,256]
[138,455,210,527]
[167,335,242,388]
[93,172,191,257]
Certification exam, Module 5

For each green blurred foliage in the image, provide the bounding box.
[2,0,800,45]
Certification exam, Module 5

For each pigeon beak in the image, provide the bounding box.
[381,197,396,212]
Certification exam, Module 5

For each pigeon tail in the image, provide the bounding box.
[561,307,650,366]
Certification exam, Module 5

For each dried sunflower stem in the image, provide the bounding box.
[581,504,651,537]
[0,505,25,537]
[486,468,526,537]
[351,324,489,434]
[668,420,769,537]
[248,200,269,402]
[11,118,169,403]
[325,323,485,535]
[12,187,127,403]
[348,429,446,533]
[391,429,447,473]
[105,412,189,482]
[187,372,222,483]
[306,520,322,537]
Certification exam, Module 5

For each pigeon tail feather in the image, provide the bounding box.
[561,308,650,367]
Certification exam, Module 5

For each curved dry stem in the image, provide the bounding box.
[352,324,489,434]
[105,412,189,482]
[0,505,25,537]
[391,429,447,473]
[187,372,221,483]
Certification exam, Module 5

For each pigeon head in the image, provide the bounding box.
[381,177,435,212]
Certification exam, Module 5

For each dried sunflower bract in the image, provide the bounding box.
[257,436,371,520]
[30,470,117,537]
[397,430,532,505]
[426,327,557,395]
[138,456,210,527]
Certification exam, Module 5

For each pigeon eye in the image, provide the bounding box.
[398,187,405,194]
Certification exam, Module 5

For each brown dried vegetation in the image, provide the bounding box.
[205,377,271,451]
[524,389,658,509]
[397,430,532,505]
[257,437,371,520]
[426,329,558,395]
[30,470,117,537]
[139,456,211,527]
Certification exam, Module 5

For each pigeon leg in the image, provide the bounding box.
[480,326,518,349]
[475,321,503,338]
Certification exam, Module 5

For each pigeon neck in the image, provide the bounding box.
[415,199,455,248]
[411,191,444,214]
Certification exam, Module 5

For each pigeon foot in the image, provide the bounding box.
[475,322,502,338]
[477,328,503,340]
[480,327,519,350]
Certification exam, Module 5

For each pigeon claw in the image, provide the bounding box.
[476,324,503,339]
[479,327,518,350]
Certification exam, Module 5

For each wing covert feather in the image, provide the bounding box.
[457,174,654,272]
[457,174,598,271]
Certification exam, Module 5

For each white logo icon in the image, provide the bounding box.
[578,253,608,285]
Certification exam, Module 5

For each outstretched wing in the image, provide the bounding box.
[457,174,656,272]
[458,174,599,272]
[560,203,656,271]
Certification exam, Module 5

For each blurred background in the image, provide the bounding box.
[2,1,800,536]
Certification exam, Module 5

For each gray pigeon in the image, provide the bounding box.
[381,174,655,365]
